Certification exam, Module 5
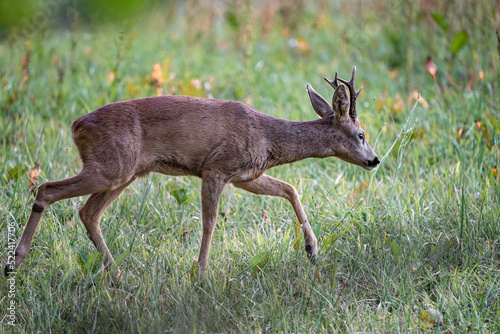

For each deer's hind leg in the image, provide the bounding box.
[5,168,132,276]
[79,177,135,278]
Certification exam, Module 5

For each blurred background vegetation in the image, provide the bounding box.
[1,0,499,332]
[1,0,498,171]
[0,0,498,91]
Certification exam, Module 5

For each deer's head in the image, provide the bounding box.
[307,67,380,170]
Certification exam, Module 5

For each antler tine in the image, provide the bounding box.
[337,66,363,118]
[324,72,339,90]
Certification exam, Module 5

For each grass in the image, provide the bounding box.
[1,1,499,332]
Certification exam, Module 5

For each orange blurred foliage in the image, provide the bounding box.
[425,56,437,79]
[475,120,493,150]
[151,63,166,95]
[28,162,41,195]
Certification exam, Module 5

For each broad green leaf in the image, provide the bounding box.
[225,11,240,30]
[77,249,90,274]
[113,250,130,267]
[251,251,270,274]
[87,251,102,274]
[6,163,28,180]
[172,188,188,205]
[77,249,90,264]
[386,238,402,264]
[110,250,129,275]
[430,10,449,31]
[251,251,270,266]
[450,31,468,56]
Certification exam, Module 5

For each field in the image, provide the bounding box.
[1,1,499,332]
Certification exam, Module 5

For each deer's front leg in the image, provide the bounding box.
[232,174,318,263]
[198,173,228,281]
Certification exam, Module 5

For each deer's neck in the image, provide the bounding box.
[266,117,336,167]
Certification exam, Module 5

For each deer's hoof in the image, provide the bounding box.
[305,243,318,265]
[307,253,317,265]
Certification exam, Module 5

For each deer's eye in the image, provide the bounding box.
[358,134,364,141]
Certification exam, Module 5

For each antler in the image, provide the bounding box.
[324,66,363,118]
[324,72,339,90]
[337,66,362,118]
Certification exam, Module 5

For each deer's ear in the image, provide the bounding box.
[331,85,350,119]
[307,84,334,119]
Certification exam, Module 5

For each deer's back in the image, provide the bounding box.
[71,95,275,181]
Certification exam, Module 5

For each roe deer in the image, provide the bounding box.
[5,66,379,280]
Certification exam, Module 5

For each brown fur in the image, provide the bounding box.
[6,75,379,280]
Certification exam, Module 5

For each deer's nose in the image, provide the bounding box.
[368,157,380,167]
